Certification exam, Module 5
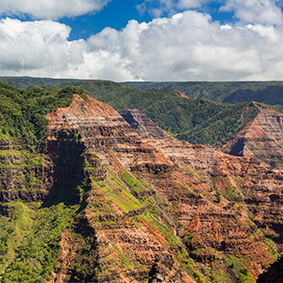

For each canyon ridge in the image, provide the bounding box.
[0,87,282,282]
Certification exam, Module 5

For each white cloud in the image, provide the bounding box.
[177,0,210,9]
[0,18,86,76]
[136,0,212,18]
[139,0,283,25]
[85,10,283,81]
[2,11,283,81]
[220,0,283,25]
[0,0,111,20]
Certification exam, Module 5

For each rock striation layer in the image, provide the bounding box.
[223,103,283,167]
[44,95,283,282]
[119,108,169,139]
[2,94,283,283]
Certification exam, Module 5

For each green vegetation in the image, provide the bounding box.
[0,78,262,147]
[175,101,259,147]
[0,79,281,282]
[215,187,221,203]
[0,82,85,150]
[0,76,75,89]
[237,267,255,283]
[4,77,283,106]
[223,185,243,202]
[264,238,278,259]
[205,255,256,283]
[121,169,146,193]
[0,202,77,282]
[124,81,283,105]
[96,175,143,213]
[0,202,38,273]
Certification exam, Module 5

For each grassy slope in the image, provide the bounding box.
[0,83,90,148]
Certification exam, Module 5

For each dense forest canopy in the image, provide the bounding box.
[0,82,85,150]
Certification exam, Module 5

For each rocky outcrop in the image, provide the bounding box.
[42,95,283,282]
[44,95,196,282]
[119,108,169,139]
[223,104,283,167]
[173,89,188,98]
[2,94,283,283]
[0,139,46,202]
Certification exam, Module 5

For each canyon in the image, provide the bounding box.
[224,102,283,168]
[0,92,283,282]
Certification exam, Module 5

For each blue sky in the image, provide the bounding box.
[0,0,283,81]
[59,0,235,41]
[60,0,154,41]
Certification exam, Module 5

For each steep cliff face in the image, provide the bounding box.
[41,95,196,283]
[0,139,46,202]
[119,108,169,139]
[223,104,283,167]
[1,94,283,283]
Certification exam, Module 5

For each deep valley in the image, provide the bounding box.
[0,80,282,282]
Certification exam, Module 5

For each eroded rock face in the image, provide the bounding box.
[119,108,169,139]
[173,89,188,98]
[6,94,283,282]
[223,105,283,167]
[42,95,283,282]
[45,95,196,282]
[0,138,47,202]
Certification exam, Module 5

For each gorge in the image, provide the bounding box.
[0,84,282,282]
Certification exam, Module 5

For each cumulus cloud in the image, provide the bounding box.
[220,0,283,25]
[138,0,283,25]
[0,18,87,77]
[0,0,111,20]
[136,0,208,18]
[85,10,283,81]
[2,10,283,81]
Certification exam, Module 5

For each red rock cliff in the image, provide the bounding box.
[44,94,283,283]
[223,104,283,168]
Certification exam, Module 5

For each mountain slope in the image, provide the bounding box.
[0,76,75,89]
[52,80,259,148]
[0,78,273,149]
[223,103,283,167]
[118,108,169,139]
[123,81,283,105]
[3,76,283,106]
[1,89,283,282]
